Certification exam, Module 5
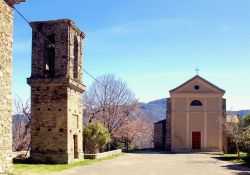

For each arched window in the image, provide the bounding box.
[73,36,79,79]
[191,100,202,106]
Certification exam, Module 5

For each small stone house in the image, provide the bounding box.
[0,0,25,174]
[154,75,227,152]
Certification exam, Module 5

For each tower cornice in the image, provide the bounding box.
[30,19,85,38]
[5,0,25,6]
[27,77,85,93]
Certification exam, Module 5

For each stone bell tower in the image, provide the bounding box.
[0,0,25,174]
[27,19,85,164]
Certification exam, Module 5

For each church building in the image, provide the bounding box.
[154,75,227,152]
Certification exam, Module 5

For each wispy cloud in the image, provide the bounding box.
[85,18,195,51]
[111,19,194,35]
[129,71,193,81]
[90,18,195,36]
[13,39,31,54]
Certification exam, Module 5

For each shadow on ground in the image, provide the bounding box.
[212,156,250,174]
[125,148,222,155]
[125,148,170,154]
[13,158,60,165]
[128,149,250,175]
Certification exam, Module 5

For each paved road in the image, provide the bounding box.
[51,152,250,175]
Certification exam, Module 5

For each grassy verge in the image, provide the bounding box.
[13,154,122,175]
[222,152,249,164]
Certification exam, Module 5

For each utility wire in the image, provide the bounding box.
[13,6,53,44]
[83,69,104,86]
[13,6,29,24]
[13,6,104,87]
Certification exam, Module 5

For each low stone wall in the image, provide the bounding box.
[12,151,30,159]
[84,149,122,160]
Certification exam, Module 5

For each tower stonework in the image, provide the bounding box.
[0,0,24,174]
[27,19,85,164]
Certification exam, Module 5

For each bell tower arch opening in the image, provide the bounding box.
[73,36,79,80]
[44,34,56,77]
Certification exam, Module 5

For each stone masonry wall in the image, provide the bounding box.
[165,98,171,151]
[27,19,85,164]
[29,84,69,163]
[67,25,84,163]
[0,0,14,174]
[67,88,83,163]
[154,122,165,149]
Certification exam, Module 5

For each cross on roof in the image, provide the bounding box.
[195,67,200,75]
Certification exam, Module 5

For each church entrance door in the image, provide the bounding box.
[192,132,201,149]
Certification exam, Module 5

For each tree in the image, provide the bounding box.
[115,107,153,149]
[83,123,111,154]
[241,115,250,128]
[225,116,245,158]
[13,96,31,153]
[241,115,250,157]
[84,74,137,137]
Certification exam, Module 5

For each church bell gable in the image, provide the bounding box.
[169,75,225,95]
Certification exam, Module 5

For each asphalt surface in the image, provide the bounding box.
[51,151,250,175]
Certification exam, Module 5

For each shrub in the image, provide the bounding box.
[133,145,140,150]
[83,123,111,154]
[110,137,126,150]
[227,136,237,154]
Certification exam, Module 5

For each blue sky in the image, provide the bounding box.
[13,0,250,110]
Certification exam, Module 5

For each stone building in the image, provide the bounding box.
[27,19,85,164]
[0,0,25,174]
[154,75,227,152]
[154,119,166,149]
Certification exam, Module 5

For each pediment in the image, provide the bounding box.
[170,75,225,94]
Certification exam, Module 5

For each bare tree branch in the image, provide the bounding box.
[13,95,31,153]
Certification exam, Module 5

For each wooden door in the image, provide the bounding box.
[192,132,201,149]
[73,135,79,159]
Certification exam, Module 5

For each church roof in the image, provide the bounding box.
[154,119,166,124]
[169,75,225,93]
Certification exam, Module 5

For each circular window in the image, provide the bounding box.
[194,85,200,90]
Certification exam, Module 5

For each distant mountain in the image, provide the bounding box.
[11,100,250,126]
[140,98,167,122]
[140,98,250,122]
[228,110,250,118]
[13,114,29,125]
[12,114,29,138]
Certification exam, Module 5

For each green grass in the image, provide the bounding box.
[222,152,248,164]
[13,155,122,175]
